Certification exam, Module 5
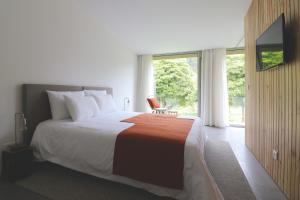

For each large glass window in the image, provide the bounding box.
[226,51,245,126]
[153,53,199,117]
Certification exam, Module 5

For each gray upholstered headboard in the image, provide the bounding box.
[22,84,113,145]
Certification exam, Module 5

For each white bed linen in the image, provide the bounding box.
[31,112,223,200]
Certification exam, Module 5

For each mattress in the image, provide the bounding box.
[31,111,223,200]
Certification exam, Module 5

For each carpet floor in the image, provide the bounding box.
[16,140,256,200]
[205,140,256,200]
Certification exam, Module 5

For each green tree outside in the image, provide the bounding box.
[153,59,197,115]
[153,54,246,120]
[226,53,245,124]
[226,54,245,106]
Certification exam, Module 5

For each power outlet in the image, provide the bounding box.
[272,150,278,160]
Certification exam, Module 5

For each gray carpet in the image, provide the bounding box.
[16,163,173,200]
[0,180,48,200]
[205,139,256,200]
[16,140,256,200]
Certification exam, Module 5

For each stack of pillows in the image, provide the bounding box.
[47,90,118,121]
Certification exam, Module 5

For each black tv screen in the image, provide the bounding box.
[256,14,285,71]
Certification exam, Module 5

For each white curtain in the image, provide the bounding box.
[136,55,154,112]
[200,48,229,128]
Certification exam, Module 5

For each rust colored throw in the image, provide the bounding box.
[113,113,194,189]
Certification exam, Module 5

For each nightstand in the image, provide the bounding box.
[1,145,34,181]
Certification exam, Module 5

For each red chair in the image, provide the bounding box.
[147,97,177,116]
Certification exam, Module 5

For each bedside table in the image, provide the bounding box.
[1,145,34,181]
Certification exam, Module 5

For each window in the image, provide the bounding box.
[153,52,200,117]
[226,49,245,126]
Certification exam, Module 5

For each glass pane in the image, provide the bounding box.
[153,57,198,117]
[226,54,245,125]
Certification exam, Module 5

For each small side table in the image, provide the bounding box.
[1,145,34,181]
[153,108,168,114]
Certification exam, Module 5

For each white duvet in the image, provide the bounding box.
[31,111,223,200]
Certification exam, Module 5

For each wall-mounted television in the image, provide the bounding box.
[256,14,286,71]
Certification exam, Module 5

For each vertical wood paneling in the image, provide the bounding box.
[296,1,300,199]
[245,0,300,199]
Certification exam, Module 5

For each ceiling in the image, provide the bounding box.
[84,0,252,54]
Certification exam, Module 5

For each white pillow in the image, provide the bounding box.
[47,91,84,120]
[84,90,107,97]
[64,95,100,121]
[92,94,118,113]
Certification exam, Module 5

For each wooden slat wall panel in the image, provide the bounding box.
[245,0,300,199]
[296,0,300,198]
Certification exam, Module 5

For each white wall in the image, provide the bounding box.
[0,0,137,149]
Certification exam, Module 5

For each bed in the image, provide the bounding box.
[23,84,223,200]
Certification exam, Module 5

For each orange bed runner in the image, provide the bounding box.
[113,113,194,189]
